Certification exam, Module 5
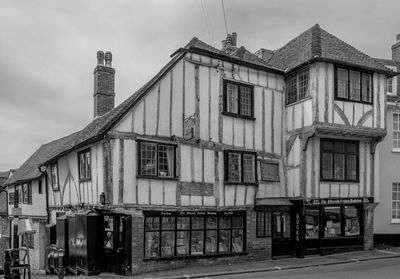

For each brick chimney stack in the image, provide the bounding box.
[221,32,238,52]
[93,50,115,118]
[392,34,400,62]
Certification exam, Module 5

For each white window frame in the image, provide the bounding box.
[392,183,400,223]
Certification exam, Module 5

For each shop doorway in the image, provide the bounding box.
[271,212,293,258]
[102,214,132,275]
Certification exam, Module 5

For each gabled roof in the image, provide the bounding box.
[375,58,400,71]
[267,24,394,75]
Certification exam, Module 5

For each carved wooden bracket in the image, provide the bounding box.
[300,130,316,151]
[370,136,385,154]
[286,134,297,154]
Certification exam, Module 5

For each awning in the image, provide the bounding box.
[255,198,293,211]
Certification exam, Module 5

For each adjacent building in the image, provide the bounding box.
[374,34,400,246]
[4,25,395,275]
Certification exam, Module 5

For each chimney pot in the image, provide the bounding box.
[97,51,104,66]
[222,40,227,49]
[232,32,237,47]
[226,34,232,48]
[105,51,112,67]
[397,34,400,43]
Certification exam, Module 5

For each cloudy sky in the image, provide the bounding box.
[1,0,399,170]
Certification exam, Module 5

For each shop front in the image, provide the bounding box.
[299,198,371,256]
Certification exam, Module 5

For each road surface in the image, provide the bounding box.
[211,258,400,279]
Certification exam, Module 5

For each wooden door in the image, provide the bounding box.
[272,212,293,258]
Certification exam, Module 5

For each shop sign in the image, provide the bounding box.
[295,213,300,242]
[306,198,370,206]
[145,211,244,217]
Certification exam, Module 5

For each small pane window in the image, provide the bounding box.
[226,151,256,184]
[336,67,372,103]
[224,81,254,118]
[286,67,309,104]
[256,211,271,237]
[387,77,393,93]
[227,153,241,182]
[337,68,349,99]
[324,207,341,238]
[393,113,400,150]
[139,141,176,178]
[78,149,91,181]
[392,183,400,221]
[140,142,157,176]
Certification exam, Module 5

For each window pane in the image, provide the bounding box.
[161,231,175,256]
[240,86,252,116]
[322,140,333,151]
[85,151,91,179]
[334,153,345,180]
[205,230,218,253]
[324,207,341,238]
[261,162,279,181]
[191,217,204,229]
[272,213,281,238]
[337,68,348,98]
[287,74,297,104]
[177,217,190,229]
[176,231,190,255]
[298,68,309,100]
[162,217,175,230]
[145,217,160,230]
[145,232,159,258]
[344,206,360,236]
[306,209,319,239]
[387,77,393,93]
[346,143,357,153]
[220,217,231,228]
[257,212,265,236]
[232,216,244,228]
[227,153,241,182]
[227,83,239,114]
[141,142,157,175]
[346,154,357,180]
[283,212,291,238]
[206,217,218,229]
[232,229,244,252]
[334,141,345,153]
[191,231,204,255]
[242,154,255,183]
[362,73,372,102]
[218,230,231,252]
[79,153,85,180]
[158,145,174,177]
[349,70,361,101]
[322,153,333,180]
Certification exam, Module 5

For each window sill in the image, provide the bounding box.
[285,96,312,107]
[320,180,359,183]
[225,181,258,186]
[390,220,400,224]
[392,149,400,153]
[137,175,179,181]
[79,178,91,183]
[222,112,255,121]
[260,179,280,183]
[334,97,373,105]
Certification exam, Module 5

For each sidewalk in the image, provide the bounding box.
[11,247,400,279]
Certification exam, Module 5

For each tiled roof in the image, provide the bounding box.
[375,58,400,71]
[268,24,393,74]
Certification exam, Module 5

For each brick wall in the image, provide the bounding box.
[0,216,10,267]
[364,203,377,250]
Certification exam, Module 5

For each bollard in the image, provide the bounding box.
[4,249,11,279]
[57,248,64,279]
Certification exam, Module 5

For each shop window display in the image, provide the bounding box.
[344,206,360,236]
[144,212,245,259]
[103,215,114,249]
[324,207,341,238]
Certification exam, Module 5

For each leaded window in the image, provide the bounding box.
[321,139,359,181]
[225,151,256,184]
[256,211,271,237]
[393,113,400,150]
[224,80,254,118]
[138,141,176,178]
[392,183,400,222]
[286,67,309,104]
[78,149,91,181]
[335,67,372,103]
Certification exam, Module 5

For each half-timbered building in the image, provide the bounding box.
[6,24,395,275]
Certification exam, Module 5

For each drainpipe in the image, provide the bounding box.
[39,166,50,224]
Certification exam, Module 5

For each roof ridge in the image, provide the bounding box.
[311,24,322,58]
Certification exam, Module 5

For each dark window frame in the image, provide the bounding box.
[224,150,258,185]
[8,192,14,205]
[21,183,32,205]
[320,139,359,182]
[21,233,34,249]
[223,80,255,119]
[137,140,177,179]
[38,180,43,194]
[143,211,246,260]
[334,65,373,104]
[286,66,310,105]
[78,148,91,182]
[322,204,363,238]
[256,211,271,237]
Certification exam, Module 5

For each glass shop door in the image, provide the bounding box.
[271,212,293,258]
[102,214,131,275]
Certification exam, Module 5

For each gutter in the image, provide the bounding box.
[39,166,50,224]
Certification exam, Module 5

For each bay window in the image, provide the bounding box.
[335,66,372,103]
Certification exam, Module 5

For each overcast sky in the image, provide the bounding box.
[1,0,400,171]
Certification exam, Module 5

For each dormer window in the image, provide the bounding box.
[286,67,309,105]
[335,66,372,104]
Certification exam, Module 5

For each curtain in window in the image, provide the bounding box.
[158,145,174,177]
[141,142,157,175]
[227,83,238,114]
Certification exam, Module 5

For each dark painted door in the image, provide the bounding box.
[272,212,293,258]
[102,214,131,275]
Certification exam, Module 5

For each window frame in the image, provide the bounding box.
[38,180,43,194]
[78,148,92,182]
[256,211,271,238]
[137,140,177,179]
[387,77,393,94]
[392,183,400,223]
[334,65,373,104]
[286,66,310,105]
[8,192,14,205]
[224,150,257,185]
[50,163,59,191]
[21,233,34,249]
[393,112,400,152]
[223,80,255,119]
[322,204,363,238]
[143,211,246,260]
[320,139,359,182]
